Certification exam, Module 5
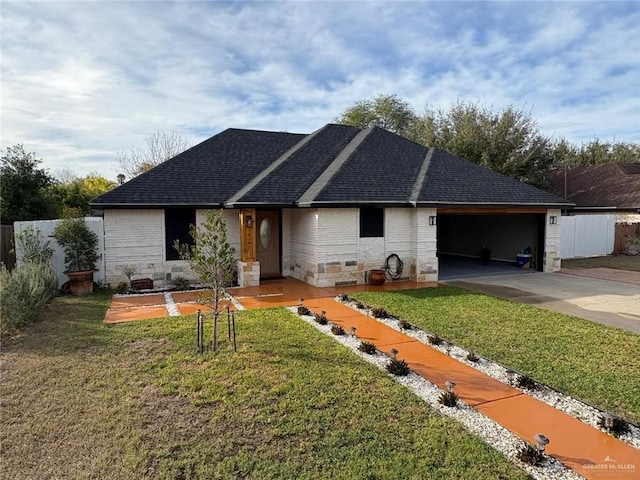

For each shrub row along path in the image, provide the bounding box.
[105,279,640,479]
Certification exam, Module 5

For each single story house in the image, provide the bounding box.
[91,124,571,288]
[548,162,640,224]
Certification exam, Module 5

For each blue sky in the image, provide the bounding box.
[2,1,639,180]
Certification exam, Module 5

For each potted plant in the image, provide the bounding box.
[54,216,99,294]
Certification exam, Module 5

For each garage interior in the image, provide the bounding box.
[437,212,546,280]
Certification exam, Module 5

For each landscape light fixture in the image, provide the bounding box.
[603,413,615,433]
[298,297,304,306]
[534,433,549,453]
[445,380,456,393]
[445,341,452,356]
[506,369,516,386]
[350,326,357,337]
[390,348,399,359]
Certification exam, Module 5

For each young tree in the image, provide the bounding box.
[1,145,55,224]
[175,210,236,352]
[115,131,189,180]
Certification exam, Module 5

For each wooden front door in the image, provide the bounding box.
[256,210,281,278]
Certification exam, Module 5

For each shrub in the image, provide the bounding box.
[428,334,443,345]
[370,306,388,318]
[15,226,53,266]
[118,264,138,286]
[516,443,545,466]
[386,358,410,376]
[358,341,377,354]
[331,324,345,336]
[516,374,537,390]
[0,263,57,335]
[466,350,479,362]
[398,318,412,330]
[438,391,458,407]
[297,305,311,316]
[355,301,365,310]
[314,311,328,325]
[597,415,630,437]
[54,216,99,272]
[115,281,128,294]
[338,293,350,302]
[172,276,191,290]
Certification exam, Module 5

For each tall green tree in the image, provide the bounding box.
[175,210,236,352]
[338,96,555,187]
[1,145,55,224]
[48,173,116,216]
[336,93,418,137]
[413,101,555,187]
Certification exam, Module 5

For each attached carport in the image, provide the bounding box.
[436,208,547,279]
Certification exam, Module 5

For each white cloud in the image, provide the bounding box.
[1,1,638,180]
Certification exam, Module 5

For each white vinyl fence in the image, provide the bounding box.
[14,218,106,287]
[560,214,615,259]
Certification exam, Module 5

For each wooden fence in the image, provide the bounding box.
[614,223,640,254]
[1,225,16,269]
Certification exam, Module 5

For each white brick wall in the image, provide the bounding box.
[283,207,437,287]
[104,208,241,287]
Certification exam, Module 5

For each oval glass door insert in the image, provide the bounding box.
[259,218,272,249]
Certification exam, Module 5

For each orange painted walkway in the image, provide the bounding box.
[104,290,232,323]
[104,278,640,478]
[233,279,640,480]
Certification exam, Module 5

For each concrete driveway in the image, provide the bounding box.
[445,270,640,333]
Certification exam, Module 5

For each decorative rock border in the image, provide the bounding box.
[337,297,640,451]
[289,305,585,480]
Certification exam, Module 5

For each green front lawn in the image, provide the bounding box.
[352,287,640,424]
[1,292,528,480]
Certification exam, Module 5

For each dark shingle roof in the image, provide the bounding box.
[91,124,571,209]
[92,128,305,207]
[235,124,360,204]
[548,162,640,208]
[420,149,569,206]
[312,127,426,203]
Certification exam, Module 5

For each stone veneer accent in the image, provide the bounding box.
[237,261,260,287]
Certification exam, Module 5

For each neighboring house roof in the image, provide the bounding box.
[92,124,570,209]
[548,162,640,209]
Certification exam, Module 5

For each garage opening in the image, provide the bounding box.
[437,212,545,280]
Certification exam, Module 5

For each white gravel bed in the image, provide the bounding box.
[336,298,640,450]
[289,306,585,480]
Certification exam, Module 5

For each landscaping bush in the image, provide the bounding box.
[516,443,545,466]
[386,358,410,376]
[331,324,345,336]
[1,263,57,335]
[438,390,459,407]
[297,305,311,316]
[358,341,377,354]
[370,306,388,318]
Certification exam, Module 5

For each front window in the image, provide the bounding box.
[165,208,195,260]
[359,208,384,238]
